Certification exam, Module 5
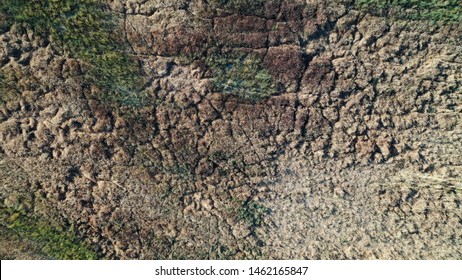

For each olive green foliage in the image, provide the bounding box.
[0,0,144,105]
[210,0,266,14]
[208,54,276,101]
[238,200,269,227]
[356,0,462,23]
[0,207,98,259]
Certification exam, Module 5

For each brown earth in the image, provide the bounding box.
[1,0,461,259]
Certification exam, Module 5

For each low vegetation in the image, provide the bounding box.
[210,0,267,14]
[0,69,20,105]
[0,207,98,259]
[207,54,276,101]
[237,200,270,228]
[356,0,462,23]
[0,0,145,105]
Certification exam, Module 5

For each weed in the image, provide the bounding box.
[0,207,98,259]
[207,53,276,101]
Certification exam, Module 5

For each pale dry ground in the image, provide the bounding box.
[259,116,462,259]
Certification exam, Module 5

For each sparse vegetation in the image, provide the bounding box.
[0,0,145,105]
[207,54,276,101]
[210,0,267,14]
[356,0,462,23]
[0,69,19,104]
[0,207,98,259]
[237,200,269,227]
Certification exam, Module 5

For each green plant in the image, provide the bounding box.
[356,0,462,23]
[208,53,276,101]
[237,200,269,227]
[0,0,145,105]
[0,207,98,259]
[221,198,269,258]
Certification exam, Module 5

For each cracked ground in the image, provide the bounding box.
[1,0,461,259]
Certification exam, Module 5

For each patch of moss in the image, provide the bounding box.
[0,207,98,260]
[356,0,462,23]
[0,0,145,105]
[207,53,276,101]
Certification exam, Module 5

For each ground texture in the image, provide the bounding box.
[0,0,461,259]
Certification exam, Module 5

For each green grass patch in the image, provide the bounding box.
[356,0,462,23]
[0,0,145,105]
[207,53,276,101]
[0,207,98,260]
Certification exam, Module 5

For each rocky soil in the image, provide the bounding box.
[1,0,461,259]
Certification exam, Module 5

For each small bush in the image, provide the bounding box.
[208,54,276,101]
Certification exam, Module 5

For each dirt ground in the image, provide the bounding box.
[1,0,461,259]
